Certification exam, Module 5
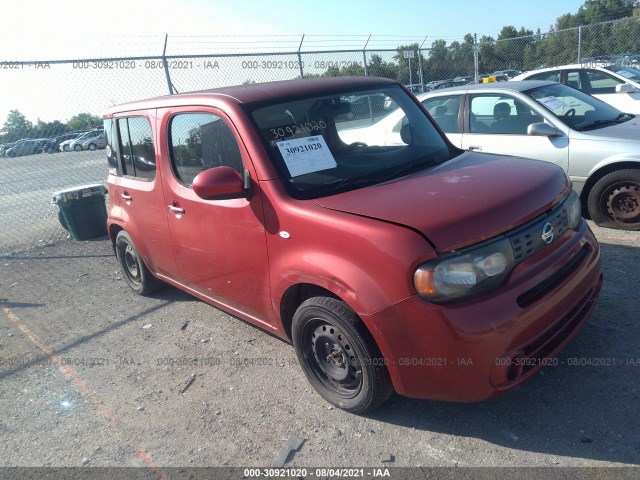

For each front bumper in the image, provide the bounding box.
[365,221,602,401]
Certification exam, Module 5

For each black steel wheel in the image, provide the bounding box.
[115,231,162,295]
[588,169,640,231]
[292,296,393,413]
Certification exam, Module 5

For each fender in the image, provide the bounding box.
[588,154,640,178]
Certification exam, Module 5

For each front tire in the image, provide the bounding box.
[292,297,393,413]
[587,169,640,230]
[73,144,82,151]
[115,231,162,295]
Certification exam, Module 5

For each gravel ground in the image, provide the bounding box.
[0,222,638,474]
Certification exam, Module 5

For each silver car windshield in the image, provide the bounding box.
[524,83,634,131]
[251,86,453,199]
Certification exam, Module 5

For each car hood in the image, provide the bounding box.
[314,152,570,252]
[575,115,640,142]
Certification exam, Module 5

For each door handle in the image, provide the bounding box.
[121,193,132,201]
[168,205,185,215]
[468,145,482,151]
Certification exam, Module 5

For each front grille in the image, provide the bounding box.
[517,244,591,307]
[507,204,569,265]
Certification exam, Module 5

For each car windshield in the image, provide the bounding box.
[524,83,634,131]
[605,65,640,82]
[250,85,454,199]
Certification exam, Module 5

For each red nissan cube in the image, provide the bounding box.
[105,77,602,413]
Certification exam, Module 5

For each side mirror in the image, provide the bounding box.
[192,166,249,200]
[400,123,412,144]
[616,83,635,94]
[527,122,563,137]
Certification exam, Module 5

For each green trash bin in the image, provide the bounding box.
[52,184,108,240]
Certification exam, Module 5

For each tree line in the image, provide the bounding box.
[318,0,640,83]
[0,110,102,144]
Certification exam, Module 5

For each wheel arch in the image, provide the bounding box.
[581,160,640,215]
[279,283,342,342]
[108,223,124,254]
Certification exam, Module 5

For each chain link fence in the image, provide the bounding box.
[1,16,639,255]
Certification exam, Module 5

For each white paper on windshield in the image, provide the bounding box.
[538,96,567,110]
[276,135,337,177]
[617,70,634,79]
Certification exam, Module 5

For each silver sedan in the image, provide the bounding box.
[416,80,640,230]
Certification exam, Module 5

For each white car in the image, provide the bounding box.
[511,64,640,113]
[339,81,640,230]
[68,129,104,151]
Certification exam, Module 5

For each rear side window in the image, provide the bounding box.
[117,117,156,181]
[583,70,623,94]
[104,119,118,173]
[169,113,243,187]
[421,96,461,133]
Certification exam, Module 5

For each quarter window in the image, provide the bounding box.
[116,117,156,180]
[169,113,243,187]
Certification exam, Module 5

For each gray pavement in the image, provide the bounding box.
[0,224,638,471]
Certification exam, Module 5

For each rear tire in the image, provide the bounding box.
[73,144,82,152]
[115,231,162,295]
[587,169,640,231]
[88,143,97,151]
[292,296,393,413]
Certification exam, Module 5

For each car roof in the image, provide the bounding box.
[512,64,613,79]
[104,76,399,117]
[416,79,557,96]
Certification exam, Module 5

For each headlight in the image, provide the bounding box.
[414,237,514,303]
[566,189,581,230]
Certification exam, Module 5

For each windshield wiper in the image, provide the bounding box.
[576,113,634,131]
[579,112,633,131]
[327,158,442,195]
[379,158,443,182]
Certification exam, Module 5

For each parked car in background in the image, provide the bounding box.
[68,129,104,151]
[425,79,457,90]
[0,141,20,157]
[344,93,387,118]
[418,80,640,230]
[82,132,106,150]
[512,64,640,113]
[59,138,76,152]
[43,131,87,153]
[106,76,602,412]
[4,139,42,157]
[492,69,521,79]
[454,75,474,84]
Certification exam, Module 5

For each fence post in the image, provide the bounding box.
[297,34,305,78]
[162,34,174,94]
[362,35,371,76]
[419,36,428,93]
[577,25,582,64]
[473,34,479,84]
